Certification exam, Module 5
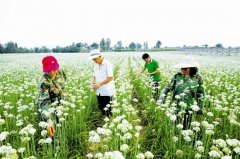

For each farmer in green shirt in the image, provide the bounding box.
[160,56,204,129]
[139,53,161,101]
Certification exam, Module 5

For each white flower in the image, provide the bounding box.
[28,127,36,135]
[207,112,214,117]
[0,131,9,141]
[59,118,65,122]
[38,121,48,128]
[88,133,100,143]
[191,105,199,112]
[170,114,177,122]
[191,121,200,127]
[136,153,145,159]
[122,133,132,140]
[95,152,103,159]
[184,136,191,142]
[177,124,183,129]
[195,141,203,147]
[195,153,201,159]
[216,139,227,148]
[104,117,109,122]
[120,144,129,152]
[86,153,93,158]
[135,126,142,132]
[209,150,221,158]
[222,147,231,155]
[182,130,193,136]
[193,127,201,132]
[133,98,138,102]
[205,130,214,135]
[221,156,232,159]
[41,130,48,137]
[0,119,5,125]
[27,156,37,159]
[233,147,240,154]
[135,132,140,138]
[18,147,26,153]
[144,151,154,158]
[175,95,181,99]
[226,139,240,147]
[38,139,45,145]
[197,146,204,153]
[21,137,30,143]
[173,136,179,142]
[45,137,52,144]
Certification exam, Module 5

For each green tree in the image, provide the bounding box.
[114,41,123,52]
[202,44,208,48]
[76,42,83,52]
[40,46,51,53]
[136,43,142,49]
[0,43,4,53]
[5,41,18,53]
[91,42,99,49]
[143,41,149,51]
[100,38,106,51]
[129,42,136,50]
[216,43,223,48]
[34,47,40,53]
[105,38,111,52]
[155,40,162,48]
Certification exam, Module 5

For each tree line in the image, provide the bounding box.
[0,39,228,54]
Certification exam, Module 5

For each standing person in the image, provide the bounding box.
[88,49,115,117]
[160,56,204,130]
[37,55,66,137]
[139,53,161,101]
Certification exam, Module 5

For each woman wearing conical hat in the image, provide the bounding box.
[160,56,205,130]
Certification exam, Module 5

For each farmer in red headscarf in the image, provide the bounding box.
[37,55,66,137]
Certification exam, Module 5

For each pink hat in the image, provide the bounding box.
[42,55,59,72]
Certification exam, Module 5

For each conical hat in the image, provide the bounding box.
[173,56,200,68]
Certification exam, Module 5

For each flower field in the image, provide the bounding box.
[0,52,240,159]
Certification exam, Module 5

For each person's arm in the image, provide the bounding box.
[149,61,160,75]
[94,62,114,89]
[148,68,160,75]
[37,82,51,110]
[94,77,113,89]
[138,67,146,76]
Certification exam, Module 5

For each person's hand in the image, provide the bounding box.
[47,119,55,137]
[93,83,101,89]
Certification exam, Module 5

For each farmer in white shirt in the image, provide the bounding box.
[88,49,115,117]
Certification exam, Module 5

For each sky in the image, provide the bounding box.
[0,0,239,48]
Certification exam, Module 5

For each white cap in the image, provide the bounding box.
[88,49,101,60]
[173,56,200,68]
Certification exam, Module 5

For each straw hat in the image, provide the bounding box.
[173,56,200,68]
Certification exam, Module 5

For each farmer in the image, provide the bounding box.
[139,53,161,101]
[37,55,66,137]
[159,56,204,129]
[88,49,115,117]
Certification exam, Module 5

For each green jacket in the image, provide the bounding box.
[37,70,66,119]
[160,73,204,111]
